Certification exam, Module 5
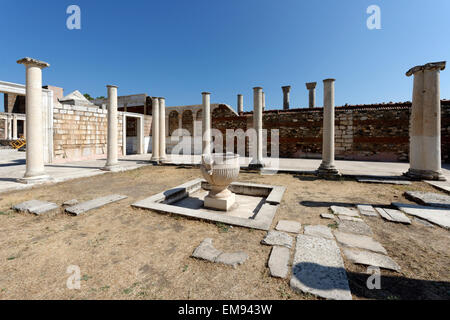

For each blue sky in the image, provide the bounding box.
[1,0,449,112]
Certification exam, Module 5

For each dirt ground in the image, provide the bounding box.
[0,165,449,300]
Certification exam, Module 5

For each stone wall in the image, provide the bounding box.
[211,101,450,163]
[4,93,25,114]
[53,104,123,162]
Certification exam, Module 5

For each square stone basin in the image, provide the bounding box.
[131,179,286,230]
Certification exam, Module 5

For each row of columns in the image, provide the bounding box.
[1,115,25,140]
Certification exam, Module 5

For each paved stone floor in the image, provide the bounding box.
[1,149,450,194]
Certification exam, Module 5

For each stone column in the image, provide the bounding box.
[202,92,211,156]
[12,115,17,139]
[306,82,317,108]
[237,94,244,114]
[151,97,160,163]
[3,118,7,139]
[16,57,50,183]
[249,87,264,168]
[405,61,446,181]
[103,85,119,171]
[7,117,12,140]
[317,79,339,177]
[282,86,291,110]
[159,97,167,162]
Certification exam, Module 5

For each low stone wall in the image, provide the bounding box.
[212,101,450,163]
[53,104,123,163]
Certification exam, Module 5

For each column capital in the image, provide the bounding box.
[323,78,335,83]
[253,87,263,90]
[158,97,165,101]
[406,61,446,77]
[202,92,211,95]
[17,57,50,69]
[106,84,118,89]
[282,86,291,92]
[306,82,317,90]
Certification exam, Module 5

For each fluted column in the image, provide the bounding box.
[159,97,167,162]
[306,82,317,108]
[103,85,119,171]
[151,97,160,163]
[405,61,446,181]
[262,91,266,111]
[12,115,17,139]
[202,92,211,156]
[16,57,50,183]
[237,94,244,114]
[3,118,7,139]
[317,79,339,177]
[249,87,264,168]
[282,86,291,110]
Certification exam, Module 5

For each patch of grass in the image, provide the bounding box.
[122,282,140,295]
[7,256,16,261]
[182,264,189,272]
[81,275,92,281]
[277,286,291,299]
[328,222,339,229]
[100,285,110,291]
[216,222,230,233]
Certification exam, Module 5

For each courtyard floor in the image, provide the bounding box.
[0,164,449,300]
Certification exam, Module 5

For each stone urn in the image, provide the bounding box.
[200,153,240,211]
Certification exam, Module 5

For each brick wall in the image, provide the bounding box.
[53,104,123,162]
[211,101,450,163]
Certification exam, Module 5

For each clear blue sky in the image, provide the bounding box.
[1,0,449,112]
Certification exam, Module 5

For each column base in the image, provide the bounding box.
[17,175,52,185]
[317,162,341,179]
[403,168,446,181]
[101,164,122,172]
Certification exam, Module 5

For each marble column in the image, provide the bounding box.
[12,115,17,139]
[7,117,12,140]
[405,61,446,181]
[159,97,167,162]
[282,86,291,110]
[317,79,340,177]
[103,85,119,171]
[237,94,244,114]
[16,57,50,183]
[3,118,7,139]
[249,87,264,168]
[306,82,317,108]
[151,97,160,163]
[202,92,211,156]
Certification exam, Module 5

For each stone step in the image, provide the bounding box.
[330,206,360,217]
[304,225,334,240]
[65,194,128,215]
[404,191,450,209]
[338,220,373,236]
[261,230,293,248]
[290,234,352,300]
[12,200,59,215]
[275,220,302,234]
[356,204,379,217]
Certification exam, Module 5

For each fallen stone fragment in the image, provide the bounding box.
[261,230,293,248]
[356,177,411,185]
[191,238,222,262]
[12,200,59,215]
[215,251,249,268]
[63,199,79,206]
[333,231,387,255]
[356,204,379,217]
[321,213,335,220]
[275,220,301,234]
[392,202,450,230]
[338,215,364,222]
[330,206,360,217]
[375,207,411,224]
[343,248,401,272]
[413,217,434,228]
[304,225,334,240]
[65,194,128,215]
[424,180,450,194]
[338,220,372,236]
[268,246,290,278]
[290,234,352,300]
[404,191,450,209]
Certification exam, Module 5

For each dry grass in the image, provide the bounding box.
[0,165,448,300]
